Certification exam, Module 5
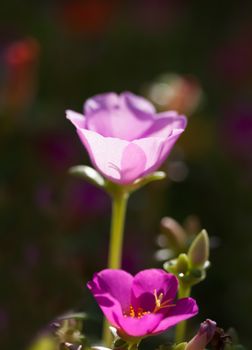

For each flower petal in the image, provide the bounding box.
[87,269,133,310]
[120,143,147,184]
[76,129,129,183]
[122,91,156,114]
[76,128,147,184]
[84,92,119,114]
[66,109,86,128]
[131,269,178,309]
[143,112,187,138]
[84,92,156,141]
[132,129,184,177]
[114,312,163,338]
[153,297,198,334]
[87,270,133,328]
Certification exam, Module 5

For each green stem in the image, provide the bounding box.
[102,189,129,346]
[175,284,191,344]
[127,342,139,350]
[107,190,129,269]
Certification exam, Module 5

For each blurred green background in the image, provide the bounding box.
[1,0,252,348]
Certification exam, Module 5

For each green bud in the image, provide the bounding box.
[176,254,189,275]
[188,229,209,268]
[163,259,177,274]
[160,217,187,251]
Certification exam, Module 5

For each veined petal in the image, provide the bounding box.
[87,290,122,329]
[143,112,187,138]
[153,297,198,334]
[77,129,147,184]
[87,269,133,312]
[133,129,184,177]
[120,143,147,184]
[84,92,156,141]
[122,91,156,114]
[76,129,128,183]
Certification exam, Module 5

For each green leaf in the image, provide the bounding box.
[69,165,106,188]
[128,171,166,192]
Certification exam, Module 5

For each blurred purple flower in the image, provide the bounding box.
[66,92,186,184]
[87,269,198,340]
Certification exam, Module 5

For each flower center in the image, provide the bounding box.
[124,290,175,318]
[124,305,151,319]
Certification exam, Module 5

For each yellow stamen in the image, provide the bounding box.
[153,289,176,313]
[124,305,150,318]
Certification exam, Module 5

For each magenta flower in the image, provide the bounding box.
[87,269,198,340]
[66,92,186,184]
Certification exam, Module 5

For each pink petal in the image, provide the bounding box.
[84,92,156,141]
[120,143,147,184]
[85,92,119,114]
[87,270,133,329]
[76,129,129,183]
[122,91,156,114]
[131,269,178,309]
[87,269,133,311]
[133,130,184,177]
[76,129,147,184]
[114,312,163,338]
[153,297,198,334]
[66,109,86,128]
[144,112,187,138]
[155,129,185,168]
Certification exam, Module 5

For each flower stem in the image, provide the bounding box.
[107,190,129,269]
[102,189,129,346]
[175,284,191,344]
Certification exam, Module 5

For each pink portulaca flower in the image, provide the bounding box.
[66,92,186,184]
[87,269,198,340]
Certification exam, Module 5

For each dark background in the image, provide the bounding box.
[1,0,252,348]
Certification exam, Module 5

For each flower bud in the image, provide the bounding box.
[160,217,187,251]
[186,319,216,350]
[176,254,189,275]
[188,230,209,268]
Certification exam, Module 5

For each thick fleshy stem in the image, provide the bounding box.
[102,189,129,346]
[175,284,191,344]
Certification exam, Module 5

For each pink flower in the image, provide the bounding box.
[66,92,186,184]
[87,269,198,340]
[186,319,216,350]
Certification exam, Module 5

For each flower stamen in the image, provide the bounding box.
[124,305,151,319]
[153,289,176,313]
